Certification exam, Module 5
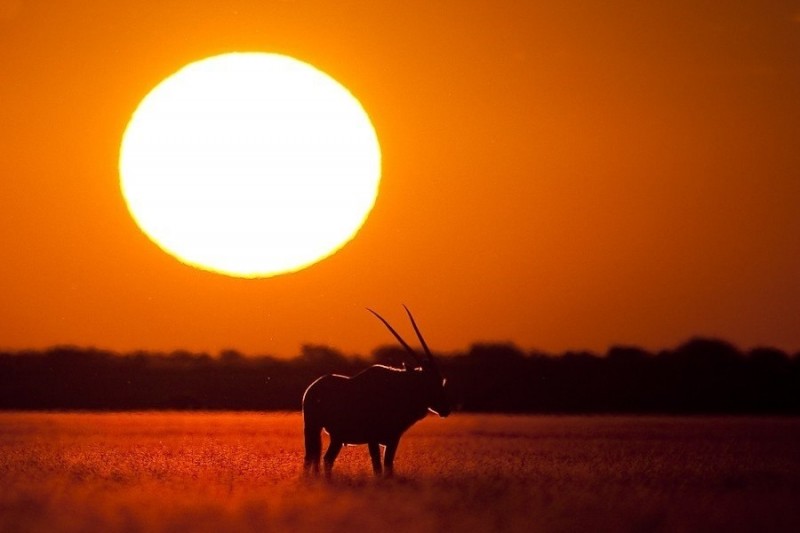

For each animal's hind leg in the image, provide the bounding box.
[368,442,382,476]
[303,422,322,475]
[323,438,343,478]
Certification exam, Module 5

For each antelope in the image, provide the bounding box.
[302,306,450,477]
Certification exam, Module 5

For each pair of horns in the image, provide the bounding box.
[368,305,438,370]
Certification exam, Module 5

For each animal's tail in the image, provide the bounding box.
[302,381,323,475]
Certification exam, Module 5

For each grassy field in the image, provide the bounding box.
[1,413,799,532]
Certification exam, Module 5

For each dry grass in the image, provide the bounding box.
[1,412,799,532]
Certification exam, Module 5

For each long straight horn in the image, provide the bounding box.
[367,308,423,364]
[403,305,433,359]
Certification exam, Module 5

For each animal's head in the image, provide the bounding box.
[368,306,451,418]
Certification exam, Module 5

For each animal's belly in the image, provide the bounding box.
[324,419,405,445]
[319,404,423,444]
[325,427,387,445]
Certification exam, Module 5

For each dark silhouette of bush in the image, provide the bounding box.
[0,337,797,413]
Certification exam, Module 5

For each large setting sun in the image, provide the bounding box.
[119,52,381,278]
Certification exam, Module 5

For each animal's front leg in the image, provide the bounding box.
[368,442,382,476]
[323,439,343,478]
[383,438,400,477]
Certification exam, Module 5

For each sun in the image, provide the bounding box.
[119,52,381,278]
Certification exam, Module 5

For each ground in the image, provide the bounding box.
[1,412,799,532]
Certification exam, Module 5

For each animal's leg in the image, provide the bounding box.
[368,442,382,476]
[383,438,400,477]
[323,439,343,478]
[303,421,322,475]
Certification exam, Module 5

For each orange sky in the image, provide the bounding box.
[1,0,799,357]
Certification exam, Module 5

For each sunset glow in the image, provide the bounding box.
[119,53,381,278]
[0,1,798,356]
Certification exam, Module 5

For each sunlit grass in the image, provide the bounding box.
[1,413,799,532]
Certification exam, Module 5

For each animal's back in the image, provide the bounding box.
[302,366,427,444]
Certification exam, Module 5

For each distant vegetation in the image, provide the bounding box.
[1,338,798,413]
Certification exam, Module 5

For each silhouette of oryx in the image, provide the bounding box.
[302,306,450,477]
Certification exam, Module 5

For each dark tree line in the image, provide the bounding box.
[1,338,798,413]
